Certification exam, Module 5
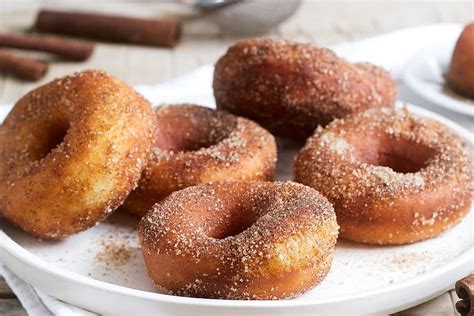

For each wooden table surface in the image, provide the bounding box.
[0,0,472,315]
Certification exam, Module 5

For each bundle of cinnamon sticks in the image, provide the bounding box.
[35,10,181,48]
[0,9,181,81]
[0,33,94,81]
[456,274,474,316]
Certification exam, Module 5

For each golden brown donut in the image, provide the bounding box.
[294,107,473,245]
[213,38,397,139]
[122,104,277,217]
[447,23,474,98]
[139,181,339,299]
[0,70,155,239]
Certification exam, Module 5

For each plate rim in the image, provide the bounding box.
[1,229,473,310]
[0,103,473,310]
[402,39,474,116]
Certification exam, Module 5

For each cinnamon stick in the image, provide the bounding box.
[34,10,182,48]
[0,33,94,61]
[0,49,48,81]
[456,274,474,316]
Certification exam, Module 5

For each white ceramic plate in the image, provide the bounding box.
[0,103,473,316]
[403,38,474,116]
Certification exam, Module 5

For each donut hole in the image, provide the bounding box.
[204,203,260,239]
[153,107,237,152]
[207,216,257,239]
[34,122,69,160]
[351,134,435,173]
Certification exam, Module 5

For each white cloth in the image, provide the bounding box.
[0,23,471,316]
[0,265,94,316]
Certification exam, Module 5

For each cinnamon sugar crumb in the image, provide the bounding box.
[95,240,136,267]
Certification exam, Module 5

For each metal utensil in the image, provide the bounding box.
[179,0,300,35]
[207,0,301,34]
[193,0,242,11]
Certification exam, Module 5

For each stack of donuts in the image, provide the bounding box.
[0,38,472,300]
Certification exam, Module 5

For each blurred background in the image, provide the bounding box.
[0,0,472,104]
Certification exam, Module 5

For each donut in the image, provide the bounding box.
[447,23,474,98]
[294,107,473,245]
[122,104,277,217]
[139,181,338,299]
[213,38,397,139]
[0,70,155,239]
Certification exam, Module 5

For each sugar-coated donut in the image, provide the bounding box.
[139,181,338,300]
[294,107,472,245]
[0,70,155,239]
[448,23,474,98]
[122,104,277,217]
[213,38,397,139]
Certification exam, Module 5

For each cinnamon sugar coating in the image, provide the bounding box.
[294,107,473,245]
[0,70,155,239]
[122,104,277,217]
[448,23,474,98]
[139,181,338,300]
[213,38,397,139]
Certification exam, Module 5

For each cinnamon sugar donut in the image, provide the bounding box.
[0,70,154,239]
[294,107,472,245]
[447,23,474,98]
[139,181,338,299]
[213,38,397,139]
[122,104,276,217]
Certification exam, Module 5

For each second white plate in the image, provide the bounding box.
[403,38,474,116]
